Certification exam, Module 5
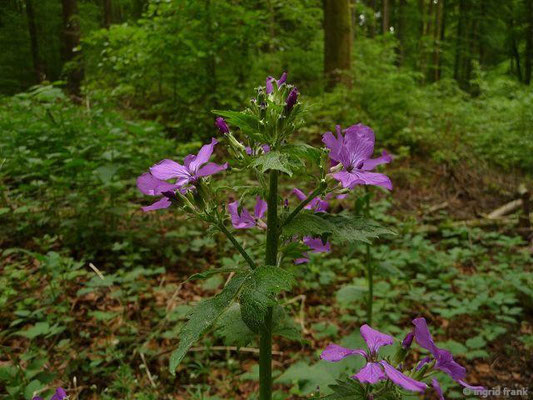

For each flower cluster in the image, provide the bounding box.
[321,318,483,399]
[33,387,67,400]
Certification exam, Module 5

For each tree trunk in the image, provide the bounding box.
[454,0,466,84]
[61,0,83,97]
[436,0,447,80]
[431,0,443,81]
[396,0,407,65]
[382,0,390,34]
[367,0,376,37]
[24,0,43,83]
[103,0,112,29]
[525,0,533,84]
[324,0,352,90]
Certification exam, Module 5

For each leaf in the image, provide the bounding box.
[272,305,302,342]
[321,379,366,399]
[16,322,51,339]
[213,110,264,141]
[239,266,295,333]
[284,143,323,165]
[169,273,248,374]
[216,303,256,347]
[283,212,395,244]
[250,151,294,176]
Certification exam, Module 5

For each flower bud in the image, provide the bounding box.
[215,117,229,134]
[402,332,414,350]
[285,88,299,112]
[266,76,275,94]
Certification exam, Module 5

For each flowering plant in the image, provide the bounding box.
[137,73,393,399]
[320,318,483,399]
[32,387,67,400]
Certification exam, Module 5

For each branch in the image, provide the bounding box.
[218,222,256,269]
[281,182,327,227]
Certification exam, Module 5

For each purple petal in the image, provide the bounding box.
[380,361,428,393]
[353,362,386,384]
[434,349,466,381]
[188,138,217,173]
[228,201,255,229]
[196,162,228,177]
[262,144,271,153]
[150,159,190,181]
[320,343,367,362]
[343,124,376,165]
[303,237,330,253]
[314,198,329,212]
[360,324,394,355]
[32,398,44,400]
[137,173,178,196]
[457,380,485,391]
[142,197,171,212]
[402,331,414,349]
[432,379,445,400]
[294,257,309,264]
[362,150,392,171]
[332,170,358,189]
[215,117,229,134]
[412,318,440,356]
[322,131,343,164]
[277,72,287,86]
[346,171,393,191]
[266,76,275,94]
[292,188,307,201]
[254,197,267,219]
[50,388,67,400]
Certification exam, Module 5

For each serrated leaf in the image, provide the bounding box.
[213,110,264,141]
[239,266,295,332]
[216,303,256,347]
[284,144,323,164]
[283,212,395,244]
[322,378,365,399]
[272,306,302,342]
[250,151,295,176]
[169,273,248,374]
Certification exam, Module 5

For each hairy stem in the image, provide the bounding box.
[218,222,256,269]
[260,169,279,400]
[282,181,326,227]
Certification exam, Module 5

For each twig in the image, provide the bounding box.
[140,352,157,388]
[88,263,105,280]
[487,199,522,219]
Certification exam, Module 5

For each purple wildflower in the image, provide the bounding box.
[137,172,180,212]
[323,124,392,190]
[33,388,67,400]
[402,331,414,350]
[228,197,267,229]
[412,318,484,396]
[149,138,228,188]
[215,117,229,134]
[292,188,329,212]
[321,325,427,393]
[285,88,299,111]
[266,72,288,94]
[294,236,331,264]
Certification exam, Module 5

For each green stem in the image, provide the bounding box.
[282,181,326,227]
[260,170,279,400]
[218,222,256,269]
[364,187,373,325]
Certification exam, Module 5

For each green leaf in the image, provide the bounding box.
[321,378,365,399]
[250,151,294,176]
[187,266,246,282]
[239,266,295,332]
[216,303,256,347]
[284,143,323,165]
[272,306,302,342]
[213,110,264,141]
[16,322,51,339]
[169,273,248,374]
[283,212,395,244]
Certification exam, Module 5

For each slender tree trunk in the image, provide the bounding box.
[431,0,443,81]
[525,0,533,84]
[436,0,447,80]
[454,0,466,84]
[103,0,112,29]
[324,0,352,90]
[368,0,376,37]
[24,0,43,82]
[510,20,523,82]
[382,0,390,34]
[61,0,83,97]
[396,0,407,66]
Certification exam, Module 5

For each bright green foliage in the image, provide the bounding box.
[282,212,395,244]
[321,379,365,399]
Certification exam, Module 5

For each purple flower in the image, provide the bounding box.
[228,197,267,229]
[412,318,484,396]
[137,172,180,212]
[33,388,67,400]
[321,325,427,393]
[323,124,392,190]
[266,72,287,94]
[215,117,229,134]
[149,138,228,188]
[402,331,414,350]
[285,88,299,111]
[245,144,270,156]
[292,188,329,212]
[294,236,331,264]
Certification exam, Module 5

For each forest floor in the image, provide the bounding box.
[1,157,532,400]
